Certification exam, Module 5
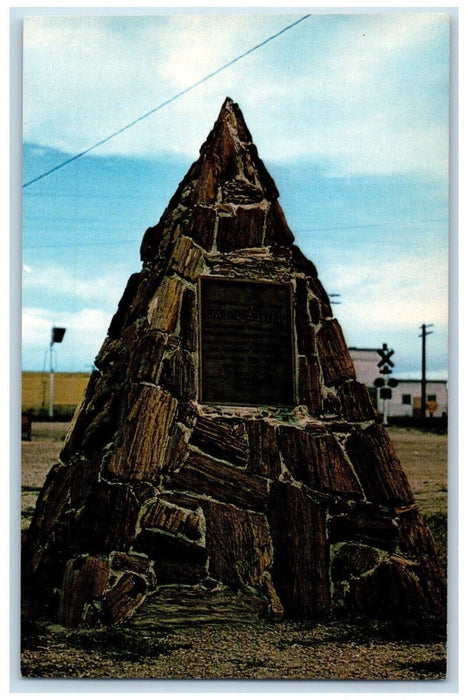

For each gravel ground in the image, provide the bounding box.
[21,619,446,680]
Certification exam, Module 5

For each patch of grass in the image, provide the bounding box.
[426,512,447,541]
[425,512,448,572]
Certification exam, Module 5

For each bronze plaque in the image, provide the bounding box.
[200,278,295,406]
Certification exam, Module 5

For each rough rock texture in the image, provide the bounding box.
[22,98,446,629]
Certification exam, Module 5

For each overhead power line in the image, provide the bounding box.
[22,219,446,251]
[23,14,311,189]
[295,219,446,234]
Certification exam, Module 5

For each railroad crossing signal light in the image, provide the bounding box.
[388,378,399,388]
[51,327,66,344]
[373,378,385,388]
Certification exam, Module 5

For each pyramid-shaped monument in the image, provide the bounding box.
[23,98,446,628]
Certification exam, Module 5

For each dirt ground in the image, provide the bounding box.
[19,422,449,681]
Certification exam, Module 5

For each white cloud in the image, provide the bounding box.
[22,306,112,371]
[22,307,111,345]
[22,264,127,309]
[22,13,449,179]
[327,250,448,333]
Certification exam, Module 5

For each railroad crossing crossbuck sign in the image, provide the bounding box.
[377,343,395,374]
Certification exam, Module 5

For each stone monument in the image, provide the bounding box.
[23,98,446,629]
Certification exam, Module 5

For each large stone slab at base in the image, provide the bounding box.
[127,585,267,630]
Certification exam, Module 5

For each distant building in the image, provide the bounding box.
[22,371,90,415]
[349,347,448,418]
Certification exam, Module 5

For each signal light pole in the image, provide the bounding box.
[419,324,434,422]
[374,343,398,426]
[49,326,66,418]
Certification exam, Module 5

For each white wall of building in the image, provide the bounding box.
[348,348,381,386]
[379,380,448,418]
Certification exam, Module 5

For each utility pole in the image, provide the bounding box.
[419,324,434,422]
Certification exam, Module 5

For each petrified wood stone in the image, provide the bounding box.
[170,449,268,512]
[163,422,191,472]
[216,206,265,251]
[23,463,74,580]
[106,385,178,481]
[202,499,272,586]
[110,552,156,584]
[60,365,126,461]
[26,463,70,546]
[267,482,330,618]
[133,528,207,584]
[207,250,292,282]
[159,348,196,400]
[328,502,399,549]
[322,390,341,416]
[140,218,174,264]
[341,558,428,621]
[316,319,356,386]
[345,424,414,507]
[168,233,204,281]
[58,556,109,627]
[140,497,203,542]
[398,510,440,556]
[331,542,382,581]
[147,276,185,333]
[73,481,139,552]
[68,455,103,506]
[128,585,266,629]
[297,355,322,416]
[187,205,217,251]
[277,426,362,497]
[190,417,248,466]
[337,380,377,421]
[246,419,282,478]
[103,572,147,624]
[308,295,321,324]
[416,555,447,617]
[264,200,294,246]
[127,328,168,384]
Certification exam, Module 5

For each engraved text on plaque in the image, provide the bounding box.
[200,278,295,405]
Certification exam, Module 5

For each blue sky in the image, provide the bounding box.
[21,10,450,379]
